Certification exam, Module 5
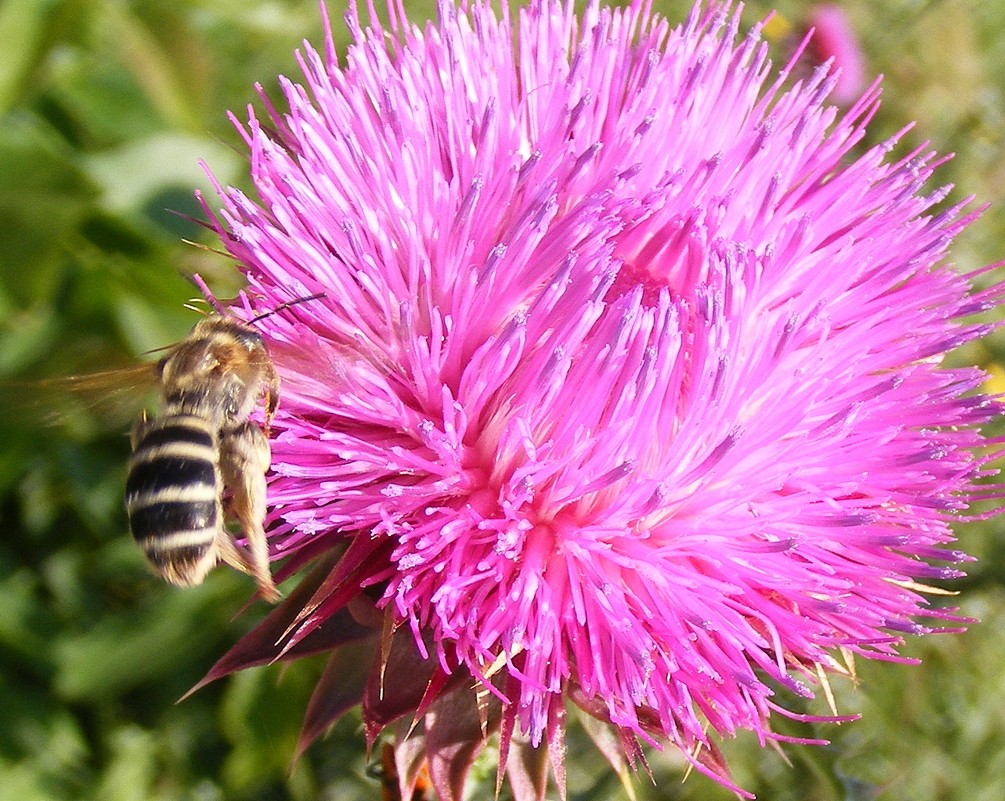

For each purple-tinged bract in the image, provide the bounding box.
[200,0,1005,796]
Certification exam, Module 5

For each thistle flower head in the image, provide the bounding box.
[197,0,1005,797]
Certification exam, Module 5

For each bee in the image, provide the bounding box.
[123,293,323,602]
[125,314,282,601]
[2,290,323,600]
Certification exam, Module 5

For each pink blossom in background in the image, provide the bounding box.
[196,0,1004,797]
[807,4,866,104]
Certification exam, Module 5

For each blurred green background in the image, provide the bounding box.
[1,1,1004,799]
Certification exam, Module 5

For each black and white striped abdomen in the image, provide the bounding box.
[126,414,221,584]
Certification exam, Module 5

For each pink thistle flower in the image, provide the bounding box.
[195,0,1005,797]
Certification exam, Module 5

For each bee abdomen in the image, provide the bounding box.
[126,415,222,581]
[127,496,218,539]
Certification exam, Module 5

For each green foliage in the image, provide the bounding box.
[1,1,1004,799]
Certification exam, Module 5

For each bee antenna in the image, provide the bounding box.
[249,293,327,325]
[183,298,214,316]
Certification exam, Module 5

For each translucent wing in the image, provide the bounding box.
[2,363,159,432]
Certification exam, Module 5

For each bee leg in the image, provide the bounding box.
[130,410,150,450]
[218,422,281,603]
[262,361,280,436]
[211,528,259,582]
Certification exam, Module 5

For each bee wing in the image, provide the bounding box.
[31,364,157,392]
[264,332,396,413]
[1,363,159,431]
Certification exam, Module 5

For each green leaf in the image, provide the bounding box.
[0,569,55,668]
[100,2,207,132]
[53,577,246,702]
[0,115,97,305]
[82,132,242,232]
[0,0,59,115]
